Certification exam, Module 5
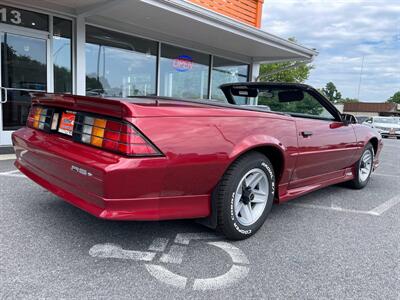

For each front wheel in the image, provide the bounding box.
[347,143,374,189]
[215,152,275,240]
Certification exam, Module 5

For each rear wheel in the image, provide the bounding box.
[347,143,374,189]
[215,152,275,240]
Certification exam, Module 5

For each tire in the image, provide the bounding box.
[215,152,275,240]
[347,143,374,189]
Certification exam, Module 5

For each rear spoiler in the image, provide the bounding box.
[31,93,134,119]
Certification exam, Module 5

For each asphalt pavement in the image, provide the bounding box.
[1,139,399,299]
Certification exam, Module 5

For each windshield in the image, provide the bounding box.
[231,87,335,120]
[374,117,400,124]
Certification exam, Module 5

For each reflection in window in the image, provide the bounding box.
[159,44,209,99]
[257,89,334,119]
[211,57,248,101]
[53,17,72,93]
[85,26,157,97]
[1,33,47,130]
[1,33,47,90]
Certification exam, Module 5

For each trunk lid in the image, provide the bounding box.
[31,94,262,119]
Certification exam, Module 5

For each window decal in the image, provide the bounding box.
[172,55,193,72]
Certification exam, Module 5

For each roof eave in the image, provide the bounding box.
[143,0,318,61]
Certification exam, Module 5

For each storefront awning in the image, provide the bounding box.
[25,0,318,63]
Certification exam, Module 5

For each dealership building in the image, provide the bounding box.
[0,0,316,147]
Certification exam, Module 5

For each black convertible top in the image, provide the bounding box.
[219,82,342,121]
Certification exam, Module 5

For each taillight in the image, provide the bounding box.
[73,114,162,157]
[27,106,54,132]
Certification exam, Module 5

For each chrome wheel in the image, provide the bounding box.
[359,150,373,182]
[234,168,269,226]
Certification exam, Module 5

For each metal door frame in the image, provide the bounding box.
[0,25,51,145]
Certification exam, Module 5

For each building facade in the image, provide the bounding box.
[344,102,400,117]
[0,0,316,146]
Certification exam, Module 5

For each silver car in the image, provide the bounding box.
[363,116,400,139]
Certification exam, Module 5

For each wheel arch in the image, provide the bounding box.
[235,144,285,183]
[196,143,285,230]
[368,137,379,155]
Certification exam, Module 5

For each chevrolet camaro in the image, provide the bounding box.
[12,82,383,240]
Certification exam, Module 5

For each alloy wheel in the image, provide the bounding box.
[234,168,269,226]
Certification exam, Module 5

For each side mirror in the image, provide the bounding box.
[341,113,357,125]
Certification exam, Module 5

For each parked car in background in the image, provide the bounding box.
[355,116,369,124]
[363,116,400,139]
[12,82,383,240]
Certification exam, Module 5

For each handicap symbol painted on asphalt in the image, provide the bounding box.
[89,233,250,290]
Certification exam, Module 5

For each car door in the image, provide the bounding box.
[290,117,358,188]
[256,87,357,188]
[286,92,358,188]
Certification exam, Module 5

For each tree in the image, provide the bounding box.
[340,97,359,103]
[258,38,313,83]
[322,82,342,103]
[387,91,400,104]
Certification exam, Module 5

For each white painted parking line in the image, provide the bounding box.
[0,154,16,161]
[89,243,156,261]
[90,233,251,290]
[288,194,400,217]
[148,238,169,252]
[145,264,187,289]
[193,265,250,291]
[174,232,220,245]
[160,245,187,264]
[374,173,400,178]
[287,203,380,216]
[0,170,25,178]
[208,242,250,265]
[369,195,400,215]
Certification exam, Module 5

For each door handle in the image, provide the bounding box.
[301,131,313,137]
[0,87,8,104]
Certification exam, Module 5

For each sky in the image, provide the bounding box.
[261,0,400,102]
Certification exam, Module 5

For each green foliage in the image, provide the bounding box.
[387,91,400,104]
[259,62,313,83]
[340,97,359,103]
[258,90,324,117]
[322,82,342,103]
[258,38,313,83]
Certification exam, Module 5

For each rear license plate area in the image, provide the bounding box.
[58,111,76,136]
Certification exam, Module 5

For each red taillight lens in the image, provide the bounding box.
[27,106,53,132]
[73,114,162,157]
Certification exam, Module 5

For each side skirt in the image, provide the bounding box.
[278,167,355,203]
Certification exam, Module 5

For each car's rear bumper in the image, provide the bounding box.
[12,128,210,221]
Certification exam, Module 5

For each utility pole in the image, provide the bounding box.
[357,55,365,100]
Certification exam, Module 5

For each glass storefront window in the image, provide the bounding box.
[159,44,210,99]
[1,33,47,130]
[211,57,248,101]
[53,17,72,93]
[1,33,47,90]
[85,26,157,97]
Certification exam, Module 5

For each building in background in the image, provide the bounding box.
[0,0,316,146]
[344,103,400,117]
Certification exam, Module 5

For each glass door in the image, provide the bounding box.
[0,29,49,146]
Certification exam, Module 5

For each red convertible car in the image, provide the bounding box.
[12,83,383,240]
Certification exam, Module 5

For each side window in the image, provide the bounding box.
[257,90,335,120]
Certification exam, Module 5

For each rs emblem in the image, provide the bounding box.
[71,165,92,177]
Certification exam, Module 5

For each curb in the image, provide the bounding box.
[0,154,16,161]
[0,146,14,155]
